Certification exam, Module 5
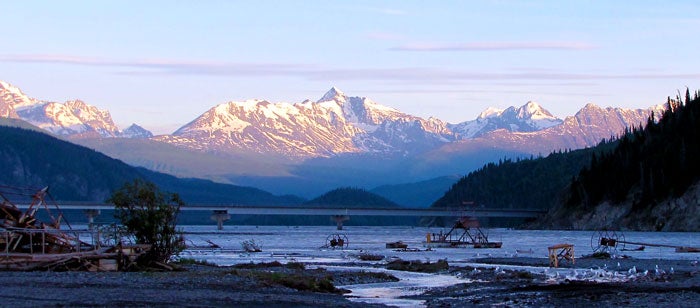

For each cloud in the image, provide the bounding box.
[2,54,699,83]
[391,41,597,51]
[0,54,314,76]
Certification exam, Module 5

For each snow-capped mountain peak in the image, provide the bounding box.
[318,87,346,103]
[120,124,154,138]
[1,80,665,160]
[515,101,561,128]
[0,80,24,96]
[167,88,456,157]
[478,107,505,119]
[0,80,40,116]
[519,101,543,117]
[0,80,137,138]
[449,101,563,139]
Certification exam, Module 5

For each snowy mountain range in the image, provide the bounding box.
[156,87,454,156]
[0,81,150,138]
[1,79,667,198]
[1,80,661,159]
[448,101,563,138]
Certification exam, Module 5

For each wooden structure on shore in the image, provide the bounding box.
[0,186,148,271]
[424,216,502,249]
[592,230,700,254]
[548,243,575,268]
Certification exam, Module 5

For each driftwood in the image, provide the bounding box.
[0,186,150,271]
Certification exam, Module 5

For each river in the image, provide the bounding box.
[179,225,699,307]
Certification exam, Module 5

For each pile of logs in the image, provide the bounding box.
[0,186,148,271]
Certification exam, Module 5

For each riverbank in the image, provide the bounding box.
[415,256,700,307]
[0,256,697,307]
[0,263,391,307]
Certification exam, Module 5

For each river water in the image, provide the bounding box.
[178,225,699,307]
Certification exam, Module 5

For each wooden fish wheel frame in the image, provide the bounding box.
[325,233,349,249]
[591,230,625,253]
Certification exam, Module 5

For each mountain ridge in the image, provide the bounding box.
[2,80,660,160]
[1,80,664,200]
[0,81,152,138]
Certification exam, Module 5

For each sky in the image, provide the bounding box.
[2,0,700,134]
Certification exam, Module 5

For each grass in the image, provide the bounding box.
[227,261,344,293]
[254,272,341,293]
[386,259,449,273]
[175,258,218,267]
[590,252,611,259]
[233,261,305,270]
[357,253,384,261]
[515,270,534,279]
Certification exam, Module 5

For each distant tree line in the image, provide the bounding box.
[430,147,609,211]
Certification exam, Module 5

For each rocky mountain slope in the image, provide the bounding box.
[159,87,455,157]
[0,81,151,138]
[448,101,562,138]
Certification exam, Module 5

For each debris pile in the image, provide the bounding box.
[0,186,149,271]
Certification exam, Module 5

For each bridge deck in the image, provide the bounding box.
[17,204,544,218]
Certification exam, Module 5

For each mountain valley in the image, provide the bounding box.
[0,80,663,201]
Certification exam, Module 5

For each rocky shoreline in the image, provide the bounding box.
[417,256,700,307]
[0,256,697,307]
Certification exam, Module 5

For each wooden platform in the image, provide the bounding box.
[548,243,574,268]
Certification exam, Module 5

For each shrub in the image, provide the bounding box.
[109,179,184,265]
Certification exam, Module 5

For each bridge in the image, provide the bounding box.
[18,203,546,230]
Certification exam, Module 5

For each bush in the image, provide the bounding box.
[109,179,184,265]
[386,259,449,273]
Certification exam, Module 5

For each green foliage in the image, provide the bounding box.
[567,90,700,212]
[431,147,610,211]
[109,179,184,264]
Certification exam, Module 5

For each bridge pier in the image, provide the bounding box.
[210,210,231,230]
[331,215,350,230]
[83,209,100,229]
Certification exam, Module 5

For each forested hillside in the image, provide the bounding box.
[568,90,699,209]
[243,188,418,226]
[1,126,141,201]
[548,90,700,231]
[303,187,401,208]
[431,90,700,231]
[0,125,302,205]
[430,146,612,210]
